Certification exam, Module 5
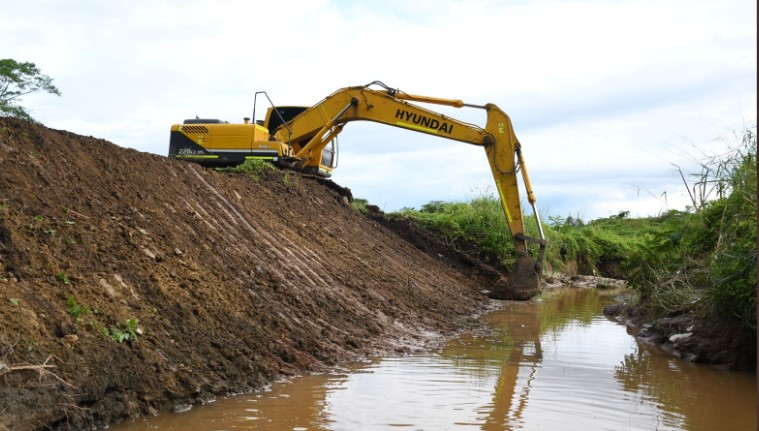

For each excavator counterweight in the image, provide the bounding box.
[168,81,546,299]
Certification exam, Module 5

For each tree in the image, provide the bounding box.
[0,59,61,121]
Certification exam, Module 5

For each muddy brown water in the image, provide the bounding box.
[110,288,756,431]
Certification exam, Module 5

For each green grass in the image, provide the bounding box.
[392,194,651,274]
[394,196,517,266]
[351,198,372,215]
[215,159,275,180]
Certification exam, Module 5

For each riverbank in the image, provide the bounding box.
[603,299,756,372]
[539,273,755,372]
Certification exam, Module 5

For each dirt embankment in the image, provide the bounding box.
[0,118,497,431]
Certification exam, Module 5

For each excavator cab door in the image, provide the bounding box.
[321,138,338,170]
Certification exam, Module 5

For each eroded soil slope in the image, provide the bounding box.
[0,118,491,431]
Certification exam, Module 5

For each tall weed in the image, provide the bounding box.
[628,127,756,328]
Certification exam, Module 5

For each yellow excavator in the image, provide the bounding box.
[168,81,546,299]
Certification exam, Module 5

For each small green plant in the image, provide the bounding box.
[66,296,90,321]
[33,215,44,222]
[55,272,70,284]
[9,298,19,306]
[104,318,140,343]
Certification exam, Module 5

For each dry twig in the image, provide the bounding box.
[67,209,91,220]
[0,355,76,388]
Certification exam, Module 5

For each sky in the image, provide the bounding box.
[3,0,756,222]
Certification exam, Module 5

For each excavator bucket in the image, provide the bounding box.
[489,254,540,300]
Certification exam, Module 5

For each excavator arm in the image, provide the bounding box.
[270,81,546,299]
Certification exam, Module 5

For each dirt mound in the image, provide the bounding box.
[0,118,493,431]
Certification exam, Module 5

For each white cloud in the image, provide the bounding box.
[3,0,755,221]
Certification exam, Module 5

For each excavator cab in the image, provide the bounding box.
[263,106,338,177]
[264,106,307,138]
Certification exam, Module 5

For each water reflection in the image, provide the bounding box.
[616,341,756,431]
[111,288,756,431]
[461,301,544,431]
